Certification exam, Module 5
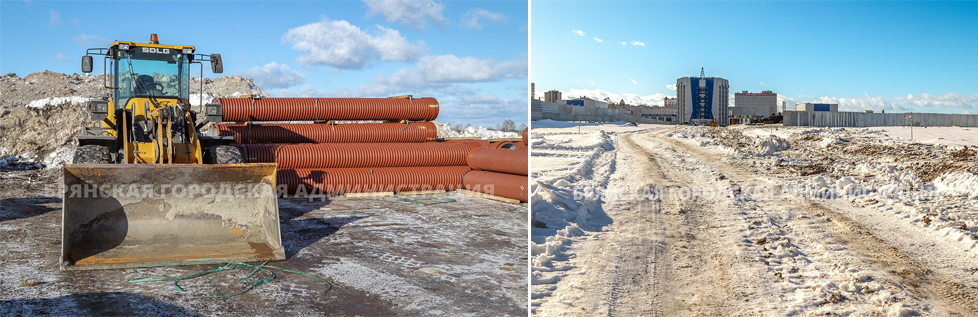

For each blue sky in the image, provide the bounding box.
[532,1,978,113]
[0,0,528,127]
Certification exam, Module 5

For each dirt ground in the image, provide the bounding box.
[531,124,978,316]
[0,169,528,316]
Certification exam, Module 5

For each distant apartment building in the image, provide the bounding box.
[676,68,729,125]
[795,102,839,112]
[639,108,678,122]
[544,90,562,103]
[663,97,678,109]
[565,99,609,108]
[733,90,778,118]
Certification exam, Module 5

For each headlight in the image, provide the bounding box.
[182,48,194,54]
[118,44,130,50]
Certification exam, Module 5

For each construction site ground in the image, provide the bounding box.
[0,168,528,316]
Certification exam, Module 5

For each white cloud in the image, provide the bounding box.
[237,62,306,89]
[283,17,427,69]
[51,53,69,62]
[631,41,645,46]
[462,8,506,29]
[630,79,637,85]
[572,29,585,36]
[777,94,796,110]
[620,42,627,46]
[758,82,765,86]
[593,37,603,43]
[665,84,676,91]
[808,93,911,112]
[407,54,526,84]
[286,54,526,98]
[792,92,978,112]
[73,33,110,47]
[48,10,62,27]
[567,88,669,106]
[894,92,978,109]
[363,0,445,29]
[417,55,498,83]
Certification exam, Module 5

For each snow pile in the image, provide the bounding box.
[189,93,214,108]
[667,130,718,147]
[26,96,91,108]
[0,153,43,170]
[529,135,574,149]
[531,180,601,234]
[44,146,75,169]
[529,181,599,269]
[436,122,520,139]
[751,135,790,155]
[933,171,978,198]
[819,136,847,148]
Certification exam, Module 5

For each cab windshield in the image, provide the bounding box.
[114,47,190,107]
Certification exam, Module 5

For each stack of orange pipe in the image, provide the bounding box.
[278,166,469,195]
[219,96,485,195]
[214,122,437,144]
[237,143,473,169]
[463,148,528,202]
[218,97,439,122]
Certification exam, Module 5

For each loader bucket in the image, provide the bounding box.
[61,163,283,270]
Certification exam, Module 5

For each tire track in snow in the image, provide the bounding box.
[651,129,978,316]
[616,134,736,316]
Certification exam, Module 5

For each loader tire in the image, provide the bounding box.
[207,145,244,164]
[73,145,110,164]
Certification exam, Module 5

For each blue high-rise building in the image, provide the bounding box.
[676,68,729,125]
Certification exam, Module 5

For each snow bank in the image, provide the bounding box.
[752,135,790,155]
[189,93,214,107]
[26,96,90,108]
[436,122,520,139]
[934,171,978,198]
[819,136,847,148]
[530,181,599,268]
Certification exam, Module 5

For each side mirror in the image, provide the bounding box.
[210,54,223,73]
[82,55,93,73]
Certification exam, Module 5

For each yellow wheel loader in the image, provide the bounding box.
[64,34,283,270]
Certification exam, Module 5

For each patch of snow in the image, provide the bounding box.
[436,122,520,139]
[43,146,74,169]
[752,135,790,155]
[189,93,214,107]
[26,96,90,108]
[933,171,978,198]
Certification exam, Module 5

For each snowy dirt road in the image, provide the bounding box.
[531,123,978,316]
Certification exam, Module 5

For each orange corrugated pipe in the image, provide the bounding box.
[466,148,527,176]
[278,166,470,195]
[218,97,439,122]
[489,141,525,150]
[462,170,528,202]
[444,139,489,149]
[214,122,437,144]
[238,142,474,169]
[522,127,528,144]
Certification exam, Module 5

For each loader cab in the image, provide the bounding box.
[111,45,192,108]
[81,33,223,111]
